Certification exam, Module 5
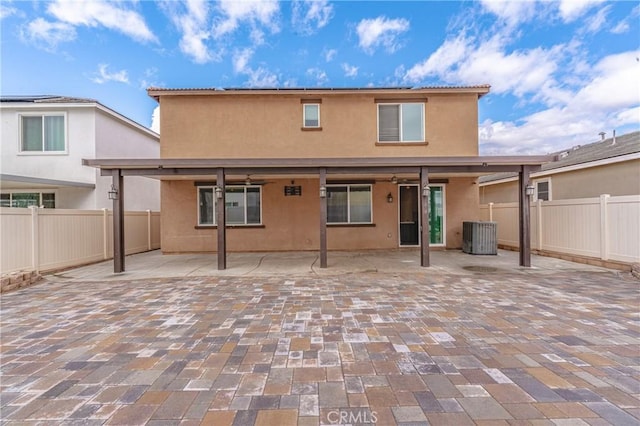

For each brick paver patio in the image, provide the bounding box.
[1,270,639,425]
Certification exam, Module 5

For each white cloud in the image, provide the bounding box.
[582,5,610,33]
[47,0,158,44]
[213,0,279,41]
[20,18,76,51]
[610,4,640,34]
[341,63,358,78]
[405,34,562,99]
[324,48,337,62]
[558,0,605,22]
[150,106,160,134]
[479,0,537,26]
[306,67,328,85]
[91,64,129,84]
[356,16,410,54]
[0,1,19,20]
[404,35,468,82]
[140,67,161,90]
[291,0,333,35]
[232,48,279,87]
[479,50,640,154]
[233,48,254,73]
[165,0,214,64]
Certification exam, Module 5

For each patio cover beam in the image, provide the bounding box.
[100,164,538,178]
[86,155,555,173]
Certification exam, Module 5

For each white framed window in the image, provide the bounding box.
[535,179,551,201]
[0,191,55,208]
[303,104,320,128]
[19,113,67,153]
[378,103,424,142]
[327,184,372,224]
[198,185,262,226]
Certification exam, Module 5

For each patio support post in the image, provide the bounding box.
[319,167,328,268]
[216,168,226,270]
[420,166,430,267]
[518,165,532,267]
[112,169,125,273]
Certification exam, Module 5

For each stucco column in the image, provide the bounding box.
[217,168,226,270]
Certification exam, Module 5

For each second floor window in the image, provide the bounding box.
[20,114,66,152]
[378,103,424,142]
[303,104,320,128]
[198,185,262,226]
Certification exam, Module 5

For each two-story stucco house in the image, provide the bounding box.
[1,95,160,210]
[84,87,553,272]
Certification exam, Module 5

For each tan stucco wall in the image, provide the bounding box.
[159,93,479,159]
[480,180,519,203]
[479,160,640,203]
[550,160,640,199]
[161,177,479,252]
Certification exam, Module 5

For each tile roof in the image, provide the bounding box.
[0,95,97,104]
[479,130,640,183]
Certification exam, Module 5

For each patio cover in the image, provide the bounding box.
[83,155,555,273]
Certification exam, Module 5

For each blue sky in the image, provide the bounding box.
[1,0,638,155]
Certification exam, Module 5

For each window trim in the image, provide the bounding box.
[326,184,373,225]
[197,185,263,227]
[377,102,425,143]
[302,103,321,129]
[18,112,68,155]
[534,178,552,201]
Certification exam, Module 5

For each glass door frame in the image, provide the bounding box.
[397,184,446,247]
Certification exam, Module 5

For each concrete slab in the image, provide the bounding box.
[45,249,615,282]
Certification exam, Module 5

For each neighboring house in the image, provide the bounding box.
[84,87,553,271]
[0,95,160,210]
[479,131,640,203]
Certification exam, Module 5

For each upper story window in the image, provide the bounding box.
[303,104,320,128]
[198,185,262,226]
[20,113,66,153]
[535,180,551,201]
[327,184,372,224]
[378,103,424,142]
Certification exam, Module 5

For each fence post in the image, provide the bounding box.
[489,202,494,222]
[102,208,109,260]
[29,206,40,273]
[600,194,610,261]
[147,210,152,251]
[536,199,543,251]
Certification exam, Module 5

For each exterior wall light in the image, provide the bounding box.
[387,193,393,203]
[108,184,119,200]
[215,186,223,199]
[422,184,430,198]
[319,186,327,198]
[391,175,397,184]
[525,184,535,197]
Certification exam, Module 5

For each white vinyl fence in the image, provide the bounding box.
[1,207,160,274]
[480,195,640,264]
